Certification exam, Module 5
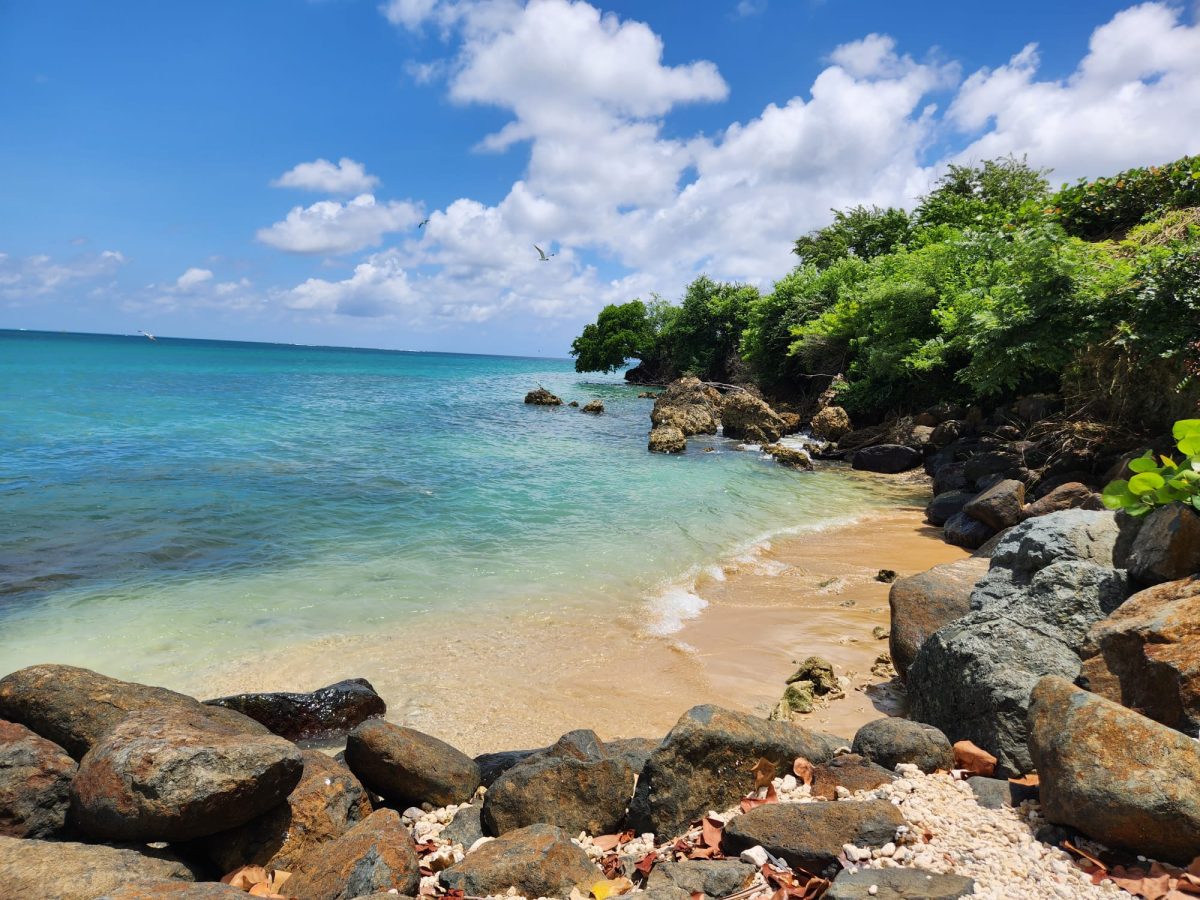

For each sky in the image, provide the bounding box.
[2,0,1200,356]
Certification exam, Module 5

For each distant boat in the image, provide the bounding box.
[138,330,157,342]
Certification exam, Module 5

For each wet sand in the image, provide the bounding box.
[180,500,966,755]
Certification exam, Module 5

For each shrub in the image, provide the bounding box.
[1102,420,1200,515]
[1054,155,1200,239]
[792,205,912,270]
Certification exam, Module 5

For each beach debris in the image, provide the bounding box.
[874,568,897,583]
[952,740,998,778]
[221,864,292,897]
[871,625,888,640]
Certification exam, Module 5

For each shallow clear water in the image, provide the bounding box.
[0,330,904,683]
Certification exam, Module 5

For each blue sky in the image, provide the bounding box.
[2,0,1198,355]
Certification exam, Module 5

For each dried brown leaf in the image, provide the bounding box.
[751,757,777,791]
[701,816,724,852]
[952,740,997,777]
[792,757,814,786]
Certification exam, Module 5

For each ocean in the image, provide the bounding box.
[0,329,906,695]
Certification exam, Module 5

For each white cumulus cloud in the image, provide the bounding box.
[0,249,126,301]
[257,194,424,255]
[175,267,213,291]
[271,157,381,194]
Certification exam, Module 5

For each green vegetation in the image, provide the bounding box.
[570,153,1200,431]
[1102,420,1200,515]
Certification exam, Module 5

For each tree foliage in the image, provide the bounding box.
[792,205,912,270]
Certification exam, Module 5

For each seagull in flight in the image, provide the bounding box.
[138,330,156,342]
[418,219,430,228]
[534,244,556,262]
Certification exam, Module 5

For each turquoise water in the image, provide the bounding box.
[0,330,903,682]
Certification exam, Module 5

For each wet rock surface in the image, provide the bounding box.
[0,718,76,838]
[440,823,602,899]
[524,387,562,405]
[628,705,842,839]
[648,425,686,454]
[345,720,481,809]
[286,808,421,900]
[69,707,303,842]
[204,678,385,742]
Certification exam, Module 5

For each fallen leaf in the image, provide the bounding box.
[751,757,777,790]
[792,757,814,786]
[687,846,720,860]
[1062,840,1108,874]
[701,816,724,852]
[635,852,657,877]
[952,740,997,777]
[221,865,269,890]
[740,783,778,813]
[1009,773,1039,787]
[592,834,621,852]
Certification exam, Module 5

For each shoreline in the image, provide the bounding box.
[174,490,963,755]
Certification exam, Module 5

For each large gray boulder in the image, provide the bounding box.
[0,719,76,838]
[987,509,1130,578]
[722,800,905,879]
[440,823,602,899]
[0,665,267,760]
[1029,676,1200,864]
[69,708,303,842]
[627,705,842,839]
[889,557,988,678]
[1123,504,1200,585]
[345,720,480,809]
[0,835,201,900]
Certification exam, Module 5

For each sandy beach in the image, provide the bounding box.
[181,497,966,755]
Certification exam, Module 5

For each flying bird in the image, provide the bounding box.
[138,330,156,342]
[534,244,556,262]
[418,219,430,228]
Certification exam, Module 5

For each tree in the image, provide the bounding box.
[792,205,912,270]
[570,300,659,373]
[915,156,1050,230]
[667,276,758,381]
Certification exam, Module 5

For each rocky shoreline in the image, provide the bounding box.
[1,385,1198,899]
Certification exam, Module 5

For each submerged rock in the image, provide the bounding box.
[285,808,421,900]
[69,707,303,842]
[0,664,266,760]
[0,719,76,838]
[761,443,813,469]
[581,399,604,414]
[628,705,842,839]
[345,720,480,809]
[524,387,562,405]
[1028,676,1200,863]
[204,677,385,742]
[650,378,719,436]
[0,835,201,900]
[440,823,602,899]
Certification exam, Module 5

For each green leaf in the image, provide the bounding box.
[1128,453,1159,473]
[1178,434,1200,456]
[1172,419,1200,440]
[1129,472,1166,494]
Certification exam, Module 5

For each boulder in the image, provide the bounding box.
[967,776,1021,810]
[606,736,660,774]
[204,678,385,743]
[439,823,602,899]
[851,445,921,474]
[482,752,634,836]
[645,860,756,898]
[778,411,802,434]
[650,378,719,436]
[1087,575,1200,734]
[963,479,1025,531]
[440,804,484,848]
[0,835,200,900]
[762,443,813,469]
[722,800,905,879]
[925,490,974,527]
[524,388,562,405]
[930,421,963,448]
[69,708,303,842]
[1123,504,1200,585]
[96,886,246,899]
[345,721,479,809]
[931,462,970,496]
[988,509,1129,579]
[810,753,894,798]
[811,406,851,441]
[963,451,1022,486]
[648,426,686,454]
[474,748,539,787]
[889,557,988,678]
[0,719,76,838]
[1028,676,1200,864]
[581,399,604,414]
[0,664,267,760]
[205,749,372,872]
[941,511,996,550]
[720,392,785,443]
[628,706,841,839]
[908,614,1083,776]
[851,718,954,773]
[825,868,975,900]
[285,809,421,900]
[1022,482,1102,519]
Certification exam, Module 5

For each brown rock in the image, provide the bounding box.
[204,678,385,742]
[1087,575,1200,734]
[1124,504,1200,585]
[581,399,604,414]
[810,754,895,798]
[761,443,813,469]
[650,378,719,436]
[778,411,802,434]
[440,823,602,899]
[96,885,246,899]
[0,719,76,837]
[524,387,562,405]
[1022,482,1101,519]
[0,835,200,900]
[205,749,372,872]
[70,708,303,842]
[889,558,989,678]
[648,425,686,454]
[1029,676,1200,863]
[963,479,1026,531]
[286,809,420,900]
[0,664,267,760]
[720,392,786,443]
[345,720,480,808]
[482,750,633,836]
[811,405,851,441]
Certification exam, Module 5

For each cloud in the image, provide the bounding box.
[734,0,766,18]
[256,194,424,254]
[175,267,213,291]
[271,157,381,194]
[949,2,1200,181]
[0,249,126,301]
